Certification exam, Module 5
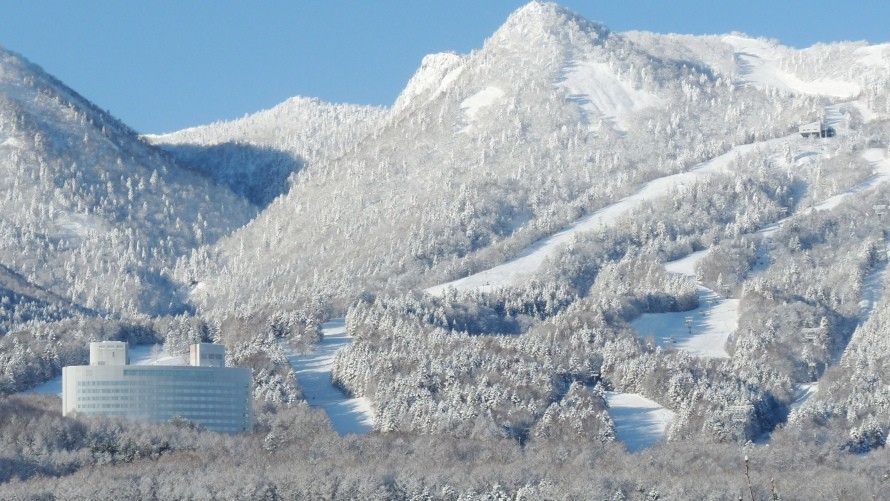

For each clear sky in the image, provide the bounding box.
[2,1,887,134]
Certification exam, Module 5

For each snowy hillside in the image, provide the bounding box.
[159,4,890,453]
[0,47,256,322]
[188,2,834,315]
[147,96,387,206]
[3,1,890,497]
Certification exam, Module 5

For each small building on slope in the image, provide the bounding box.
[799,121,835,138]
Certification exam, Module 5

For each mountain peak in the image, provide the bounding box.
[496,1,610,42]
[393,52,465,113]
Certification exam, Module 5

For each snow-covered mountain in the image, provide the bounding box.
[0,46,256,322]
[4,2,890,493]
[185,2,887,315]
[177,1,888,451]
[146,96,388,207]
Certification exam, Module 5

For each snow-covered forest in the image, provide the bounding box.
[2,2,890,498]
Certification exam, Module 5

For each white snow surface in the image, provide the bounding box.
[854,44,890,70]
[283,318,374,435]
[811,148,890,213]
[634,250,738,358]
[605,391,675,452]
[634,287,738,358]
[858,247,889,320]
[460,86,505,125]
[790,383,819,411]
[851,100,879,123]
[53,212,103,242]
[558,60,660,129]
[724,35,860,98]
[663,249,708,276]
[427,136,789,296]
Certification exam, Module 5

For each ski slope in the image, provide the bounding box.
[787,233,890,422]
[724,35,860,98]
[282,318,374,435]
[632,251,738,358]
[558,60,661,130]
[605,391,675,452]
[427,136,790,296]
[773,149,890,424]
[858,235,890,321]
[635,148,890,359]
[789,382,819,412]
[819,148,890,211]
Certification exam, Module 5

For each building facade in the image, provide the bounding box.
[63,341,253,433]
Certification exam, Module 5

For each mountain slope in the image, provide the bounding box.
[185,2,844,315]
[146,96,388,207]
[173,1,890,449]
[4,1,890,493]
[0,47,256,322]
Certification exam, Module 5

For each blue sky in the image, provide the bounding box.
[2,1,887,134]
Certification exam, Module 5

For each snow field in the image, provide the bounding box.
[557,60,660,130]
[723,35,860,98]
[632,288,738,359]
[460,86,505,132]
[605,391,675,453]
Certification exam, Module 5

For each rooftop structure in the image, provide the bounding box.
[62,341,253,433]
[190,342,226,367]
[799,121,835,138]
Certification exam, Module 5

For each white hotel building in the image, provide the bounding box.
[62,341,253,433]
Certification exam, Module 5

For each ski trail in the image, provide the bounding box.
[632,250,738,358]
[788,246,889,415]
[780,149,890,413]
[723,35,860,98]
[628,149,890,440]
[427,136,791,295]
[858,251,889,322]
[282,318,374,435]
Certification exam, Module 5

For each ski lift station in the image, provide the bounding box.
[799,121,835,138]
